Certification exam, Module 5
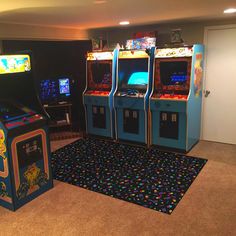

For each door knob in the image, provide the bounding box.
[204,90,210,97]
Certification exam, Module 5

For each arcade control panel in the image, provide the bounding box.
[0,101,44,130]
[85,90,110,96]
[152,93,188,100]
[116,90,146,98]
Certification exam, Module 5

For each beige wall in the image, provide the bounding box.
[0,22,89,41]
[0,40,2,53]
[1,18,236,45]
[88,18,236,48]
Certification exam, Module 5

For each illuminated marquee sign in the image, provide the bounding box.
[119,50,149,59]
[87,52,113,61]
[155,47,193,58]
[0,55,31,74]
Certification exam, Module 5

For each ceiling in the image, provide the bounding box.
[0,0,236,30]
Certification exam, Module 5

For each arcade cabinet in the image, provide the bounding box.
[83,50,118,138]
[39,77,73,132]
[149,45,204,152]
[114,49,154,144]
[0,53,53,211]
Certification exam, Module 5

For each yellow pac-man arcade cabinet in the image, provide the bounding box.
[0,53,53,211]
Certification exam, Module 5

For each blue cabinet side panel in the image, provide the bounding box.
[145,47,155,110]
[7,126,53,210]
[110,48,119,108]
[0,125,53,211]
[109,48,119,137]
[187,44,204,150]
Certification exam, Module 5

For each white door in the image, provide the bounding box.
[202,25,236,144]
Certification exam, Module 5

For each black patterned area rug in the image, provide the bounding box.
[51,137,207,214]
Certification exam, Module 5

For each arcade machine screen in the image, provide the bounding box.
[160,61,188,86]
[59,78,71,96]
[40,78,71,104]
[118,58,148,91]
[88,61,112,91]
[155,58,191,97]
[40,79,58,103]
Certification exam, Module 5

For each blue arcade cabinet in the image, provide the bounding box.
[149,45,204,152]
[83,50,118,138]
[0,53,53,211]
[114,49,155,144]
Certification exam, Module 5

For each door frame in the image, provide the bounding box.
[201,24,236,140]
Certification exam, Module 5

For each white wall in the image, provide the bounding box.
[0,22,89,41]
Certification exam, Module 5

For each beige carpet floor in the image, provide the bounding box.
[0,139,235,236]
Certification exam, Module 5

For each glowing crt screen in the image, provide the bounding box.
[128,72,149,85]
[118,58,148,89]
[159,61,188,86]
[91,63,111,85]
[40,79,58,102]
[40,78,71,103]
[0,55,31,74]
[59,78,70,95]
